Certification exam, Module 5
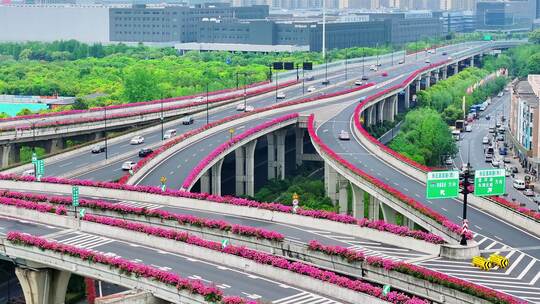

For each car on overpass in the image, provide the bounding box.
[338,130,350,140]
[236,104,245,111]
[245,105,254,112]
[354,80,363,86]
[361,75,369,81]
[130,136,145,145]
[91,144,106,153]
[425,59,431,63]
[163,129,177,139]
[276,92,286,99]
[307,86,316,92]
[121,161,136,170]
[398,59,405,64]
[181,116,194,125]
[381,72,388,77]
[138,148,153,158]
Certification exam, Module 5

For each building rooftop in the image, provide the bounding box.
[516,79,539,107]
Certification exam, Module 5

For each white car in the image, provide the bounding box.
[236,104,245,111]
[465,125,472,132]
[276,92,286,99]
[425,59,431,63]
[513,179,526,190]
[482,136,489,144]
[121,161,136,170]
[448,56,453,60]
[491,158,500,168]
[338,130,350,140]
[369,66,378,71]
[163,129,177,139]
[445,157,453,165]
[524,188,535,196]
[22,169,35,176]
[354,80,363,86]
[244,105,254,112]
[307,86,316,92]
[130,136,144,145]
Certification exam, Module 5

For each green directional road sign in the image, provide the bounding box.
[31,152,37,164]
[35,159,44,178]
[474,169,506,196]
[221,239,229,249]
[382,285,391,296]
[72,186,80,207]
[426,171,460,199]
[79,208,86,218]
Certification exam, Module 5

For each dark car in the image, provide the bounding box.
[485,115,491,120]
[361,75,369,81]
[499,147,508,155]
[442,52,448,55]
[138,148,153,157]
[91,144,106,153]
[321,79,330,85]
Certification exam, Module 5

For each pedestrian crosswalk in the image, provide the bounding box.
[55,232,114,250]
[305,229,428,261]
[117,200,161,210]
[272,292,341,304]
[416,233,540,304]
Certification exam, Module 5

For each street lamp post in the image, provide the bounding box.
[324,56,328,84]
[206,82,209,124]
[345,47,348,81]
[104,106,108,160]
[376,43,380,66]
[160,98,164,141]
[362,47,365,76]
[275,68,279,102]
[243,73,248,111]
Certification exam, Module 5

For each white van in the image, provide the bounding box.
[452,130,460,141]
[513,179,526,190]
[163,129,177,139]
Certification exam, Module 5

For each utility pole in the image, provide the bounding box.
[243,73,248,111]
[160,97,164,141]
[275,69,279,102]
[206,82,209,124]
[362,47,365,76]
[345,47,348,81]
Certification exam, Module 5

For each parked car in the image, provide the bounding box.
[181,116,194,125]
[91,144,106,153]
[465,125,472,132]
[338,130,350,140]
[354,80,363,86]
[121,161,136,170]
[163,129,177,139]
[491,158,501,168]
[489,127,495,133]
[307,86,316,92]
[485,115,491,120]
[130,136,144,145]
[503,157,511,163]
[511,166,519,174]
[497,134,505,141]
[276,92,286,99]
[513,179,526,190]
[482,136,489,144]
[496,122,502,128]
[498,127,505,134]
[499,147,508,155]
[138,148,153,157]
[524,188,535,196]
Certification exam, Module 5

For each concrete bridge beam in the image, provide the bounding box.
[15,267,71,304]
[442,67,448,80]
[404,85,410,110]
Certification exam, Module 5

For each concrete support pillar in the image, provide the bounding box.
[403,216,416,230]
[350,183,365,218]
[424,74,431,89]
[442,67,448,80]
[380,203,397,224]
[211,158,223,196]
[454,64,459,74]
[267,130,286,180]
[338,179,348,214]
[1,144,19,168]
[404,85,410,109]
[377,99,385,123]
[367,106,375,126]
[15,267,71,304]
[367,195,380,221]
[295,127,304,167]
[200,171,210,194]
[324,162,338,203]
[434,70,440,83]
[235,140,257,196]
[470,57,474,67]
[415,78,421,92]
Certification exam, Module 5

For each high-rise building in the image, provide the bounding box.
[476,1,533,31]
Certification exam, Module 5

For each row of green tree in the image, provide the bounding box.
[417,67,507,124]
